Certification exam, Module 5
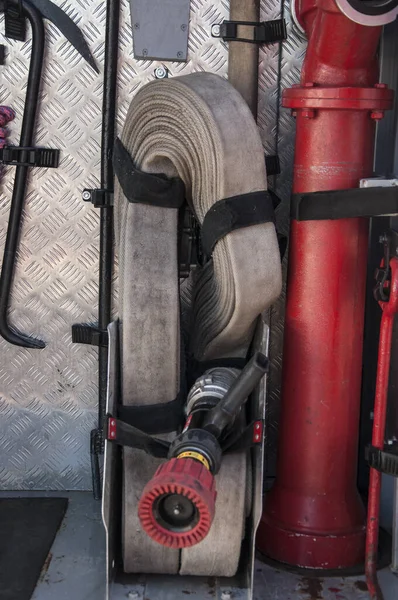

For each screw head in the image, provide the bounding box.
[181,24,187,31]
[82,190,91,201]
[212,24,221,37]
[154,66,168,79]
[177,51,183,59]
[142,49,148,57]
[134,22,140,30]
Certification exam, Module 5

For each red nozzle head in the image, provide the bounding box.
[138,457,216,549]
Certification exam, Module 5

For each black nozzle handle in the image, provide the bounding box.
[203,352,268,438]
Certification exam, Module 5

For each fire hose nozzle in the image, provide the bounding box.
[138,457,216,549]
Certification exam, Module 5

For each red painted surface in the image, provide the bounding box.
[365,257,398,600]
[107,416,116,440]
[257,0,393,568]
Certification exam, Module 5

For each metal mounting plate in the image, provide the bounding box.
[130,0,190,61]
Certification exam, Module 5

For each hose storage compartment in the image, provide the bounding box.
[115,72,281,576]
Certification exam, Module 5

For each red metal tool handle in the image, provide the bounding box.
[366,256,398,600]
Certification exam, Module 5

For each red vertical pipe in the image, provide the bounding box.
[257,0,393,569]
[366,257,398,599]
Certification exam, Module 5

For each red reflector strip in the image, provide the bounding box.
[253,420,263,444]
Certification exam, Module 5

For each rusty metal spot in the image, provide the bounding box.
[355,580,368,592]
[299,577,323,600]
[39,552,53,582]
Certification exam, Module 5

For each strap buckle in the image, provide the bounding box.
[82,189,114,208]
[179,208,202,279]
[366,443,398,477]
[72,324,108,347]
[0,146,60,168]
[5,0,26,42]
[211,19,287,45]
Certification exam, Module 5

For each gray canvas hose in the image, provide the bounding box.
[115,72,281,576]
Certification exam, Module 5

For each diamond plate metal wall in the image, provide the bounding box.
[0,0,305,490]
[0,0,229,490]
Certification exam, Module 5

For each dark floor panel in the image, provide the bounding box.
[0,497,68,600]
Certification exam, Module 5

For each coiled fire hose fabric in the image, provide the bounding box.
[115,73,282,576]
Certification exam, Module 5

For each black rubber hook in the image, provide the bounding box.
[0,0,98,348]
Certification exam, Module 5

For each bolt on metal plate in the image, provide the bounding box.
[130,0,190,61]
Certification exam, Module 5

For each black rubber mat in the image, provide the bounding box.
[0,497,68,600]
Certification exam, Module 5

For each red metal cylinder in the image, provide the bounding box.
[257,0,393,569]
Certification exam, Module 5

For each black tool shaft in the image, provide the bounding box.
[203,352,268,438]
[0,0,45,348]
[91,0,120,500]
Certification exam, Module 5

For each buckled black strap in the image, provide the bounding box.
[5,0,26,41]
[0,146,60,168]
[366,444,398,477]
[213,19,287,45]
[118,393,185,435]
[291,187,398,221]
[113,137,185,209]
[201,190,276,257]
[222,420,264,453]
[82,188,114,207]
[108,417,170,459]
[72,324,108,347]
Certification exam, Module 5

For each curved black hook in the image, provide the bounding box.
[0,0,46,348]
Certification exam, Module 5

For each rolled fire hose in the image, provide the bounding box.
[115,72,281,576]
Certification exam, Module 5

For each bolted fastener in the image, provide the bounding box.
[301,108,315,119]
[154,66,168,79]
[211,24,221,37]
[177,51,183,59]
[370,110,384,121]
[82,190,92,201]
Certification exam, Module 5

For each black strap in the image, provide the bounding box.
[113,137,185,209]
[118,394,184,435]
[111,418,170,458]
[366,444,398,477]
[292,186,398,221]
[201,191,275,257]
[222,420,264,453]
[188,356,247,388]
